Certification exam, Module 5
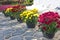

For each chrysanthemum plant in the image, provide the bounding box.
[9,5,26,18]
[20,9,39,24]
[38,11,60,34]
[3,7,12,17]
[5,5,26,19]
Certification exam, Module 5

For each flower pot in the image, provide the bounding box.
[10,16,15,20]
[4,14,9,17]
[17,18,23,23]
[2,11,9,17]
[43,32,55,39]
[26,23,35,28]
[3,12,9,17]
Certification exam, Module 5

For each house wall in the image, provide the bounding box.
[26,0,60,12]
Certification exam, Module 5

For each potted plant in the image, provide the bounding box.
[9,5,26,20]
[38,11,60,39]
[9,5,20,20]
[16,5,26,22]
[3,7,12,17]
[20,8,39,28]
[3,10,9,17]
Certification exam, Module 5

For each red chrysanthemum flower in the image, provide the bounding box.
[42,26,47,31]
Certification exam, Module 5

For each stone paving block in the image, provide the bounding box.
[0,12,3,14]
[0,26,9,28]
[0,14,4,16]
[12,28,26,36]
[0,21,8,24]
[0,20,8,23]
[0,24,9,28]
[23,30,35,36]
[0,20,18,28]
[0,13,4,16]
[25,37,38,40]
[0,30,4,40]
[34,31,43,38]
[9,36,23,40]
[12,23,27,28]
[25,37,50,40]
[20,24,28,31]
[22,27,28,31]
[1,13,9,21]
[0,21,13,28]
[9,22,18,27]
[0,23,12,28]
[3,28,15,39]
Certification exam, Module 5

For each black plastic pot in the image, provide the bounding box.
[17,18,23,23]
[43,32,55,39]
[10,16,15,20]
[26,23,35,28]
[4,14,9,17]
[3,11,9,17]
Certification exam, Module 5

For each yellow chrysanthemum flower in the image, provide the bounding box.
[5,8,12,13]
[20,14,23,17]
[23,11,27,14]
[32,8,38,13]
[29,17,31,19]
[28,12,34,15]
[27,10,32,13]
[25,16,28,19]
[24,19,26,22]
[19,9,39,22]
[33,14,39,17]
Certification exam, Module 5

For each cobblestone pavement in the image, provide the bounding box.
[0,12,60,40]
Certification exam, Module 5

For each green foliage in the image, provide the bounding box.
[41,22,57,34]
[26,15,38,25]
[21,0,33,6]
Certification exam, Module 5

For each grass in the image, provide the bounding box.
[0,1,18,5]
